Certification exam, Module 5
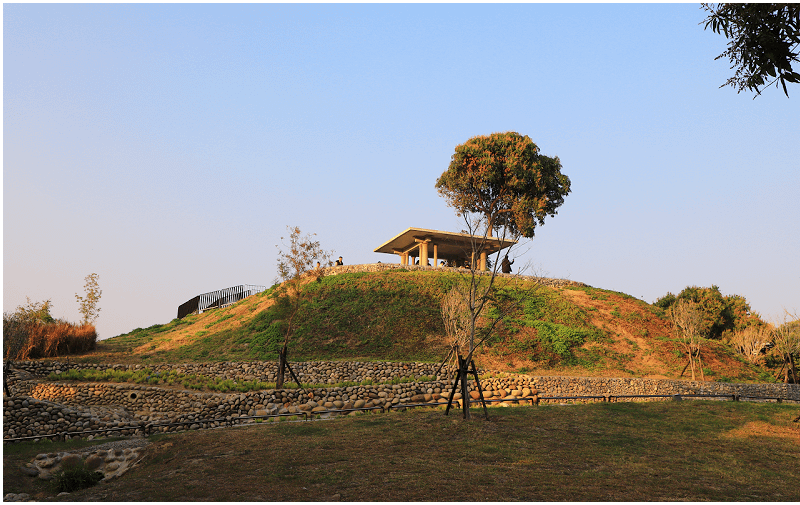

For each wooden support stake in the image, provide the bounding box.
[277,348,287,389]
[285,360,304,391]
[444,362,461,417]
[468,359,489,420]
[434,346,455,378]
[444,354,489,420]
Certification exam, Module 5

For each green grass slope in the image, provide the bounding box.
[88,270,774,382]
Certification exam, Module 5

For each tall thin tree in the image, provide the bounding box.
[75,273,102,325]
[274,226,334,389]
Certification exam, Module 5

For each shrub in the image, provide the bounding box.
[730,325,773,362]
[3,313,97,360]
[654,285,763,339]
[653,292,677,310]
[54,463,104,493]
[528,320,591,363]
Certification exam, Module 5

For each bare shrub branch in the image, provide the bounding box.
[669,299,706,381]
[772,310,800,383]
[731,325,773,363]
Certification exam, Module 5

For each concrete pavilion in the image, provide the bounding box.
[373,227,517,271]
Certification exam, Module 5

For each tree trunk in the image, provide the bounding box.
[459,356,471,420]
[276,346,287,390]
[697,351,705,382]
[785,354,797,384]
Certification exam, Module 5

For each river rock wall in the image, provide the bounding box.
[8,360,443,386]
[4,362,798,441]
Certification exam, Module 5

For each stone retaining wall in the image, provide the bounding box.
[12,359,797,402]
[4,362,798,441]
[9,359,442,386]
[3,396,143,440]
[505,374,800,400]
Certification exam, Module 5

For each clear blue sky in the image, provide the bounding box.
[4,3,799,340]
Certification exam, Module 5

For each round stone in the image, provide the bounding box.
[84,454,104,471]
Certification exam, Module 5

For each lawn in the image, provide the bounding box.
[4,400,799,501]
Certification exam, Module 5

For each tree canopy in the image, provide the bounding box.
[654,285,763,340]
[435,132,571,238]
[702,3,800,97]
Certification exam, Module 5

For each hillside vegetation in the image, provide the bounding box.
[80,270,773,383]
[3,299,97,361]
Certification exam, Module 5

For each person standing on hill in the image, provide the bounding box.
[335,256,343,266]
[501,254,514,274]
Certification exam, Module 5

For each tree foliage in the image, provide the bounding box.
[275,226,335,327]
[655,285,763,340]
[702,3,800,97]
[12,297,55,324]
[75,273,102,325]
[436,132,571,238]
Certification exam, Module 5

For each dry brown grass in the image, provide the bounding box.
[722,420,800,442]
[5,401,799,501]
[7,321,97,360]
[134,295,280,355]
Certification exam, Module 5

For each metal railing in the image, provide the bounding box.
[177,284,266,319]
[384,392,794,411]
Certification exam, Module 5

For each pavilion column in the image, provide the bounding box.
[420,242,429,267]
[400,253,407,266]
[433,244,438,267]
[480,252,487,271]
[471,251,475,270]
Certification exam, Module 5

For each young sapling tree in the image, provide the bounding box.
[670,299,706,381]
[75,273,102,325]
[274,226,334,389]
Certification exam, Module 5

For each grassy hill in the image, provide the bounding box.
[80,269,772,383]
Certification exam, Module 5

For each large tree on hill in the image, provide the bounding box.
[702,3,800,97]
[434,132,567,419]
[435,132,571,238]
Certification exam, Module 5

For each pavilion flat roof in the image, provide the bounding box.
[373,227,517,258]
